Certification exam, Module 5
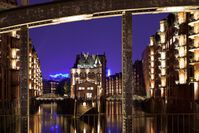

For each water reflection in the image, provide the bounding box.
[8,101,198,133]
[1,100,199,133]
[29,101,123,133]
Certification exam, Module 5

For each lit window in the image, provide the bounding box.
[178,12,186,24]
[179,35,186,46]
[194,50,199,61]
[179,58,186,69]
[150,81,155,88]
[161,77,166,87]
[160,33,166,44]
[179,70,187,84]
[151,68,154,74]
[194,66,199,81]
[86,93,92,99]
[161,88,164,97]
[151,62,154,67]
[150,37,154,46]
[150,50,154,55]
[161,52,166,60]
[161,69,166,76]
[87,87,94,90]
[194,37,199,48]
[161,61,166,68]
[160,21,166,32]
[79,87,85,90]
[194,82,199,100]
[179,47,186,57]
[151,74,154,80]
[194,23,199,34]
[193,11,199,20]
[151,56,154,61]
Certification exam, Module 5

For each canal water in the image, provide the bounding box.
[28,101,199,133]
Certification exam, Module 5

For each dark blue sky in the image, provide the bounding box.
[27,0,167,79]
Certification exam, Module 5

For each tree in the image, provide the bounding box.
[56,78,70,96]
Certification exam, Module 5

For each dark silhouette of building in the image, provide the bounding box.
[0,0,17,9]
[106,72,122,96]
[43,79,59,94]
[132,60,146,96]
[55,78,70,96]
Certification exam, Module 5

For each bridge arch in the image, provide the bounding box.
[1,1,199,133]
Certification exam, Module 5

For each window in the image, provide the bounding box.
[79,87,85,90]
[87,87,93,90]
[86,93,92,99]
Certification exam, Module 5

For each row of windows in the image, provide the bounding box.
[78,87,94,90]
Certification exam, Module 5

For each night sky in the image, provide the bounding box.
[27,0,167,79]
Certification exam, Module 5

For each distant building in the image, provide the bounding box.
[70,53,106,100]
[0,32,43,115]
[132,60,146,96]
[43,79,59,94]
[106,72,122,96]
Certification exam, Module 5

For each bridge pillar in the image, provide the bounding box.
[20,25,30,133]
[122,12,133,133]
[20,0,29,6]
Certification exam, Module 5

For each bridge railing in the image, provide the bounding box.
[0,113,199,133]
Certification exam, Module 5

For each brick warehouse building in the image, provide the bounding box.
[70,53,106,101]
[143,12,199,112]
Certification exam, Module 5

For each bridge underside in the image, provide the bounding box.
[1,1,199,133]
[0,0,199,33]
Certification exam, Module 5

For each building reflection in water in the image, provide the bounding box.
[22,100,199,133]
[28,101,123,133]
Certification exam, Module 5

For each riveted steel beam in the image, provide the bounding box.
[20,25,29,133]
[122,12,133,133]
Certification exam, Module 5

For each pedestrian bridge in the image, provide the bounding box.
[0,0,199,33]
[106,95,146,101]
[35,93,64,101]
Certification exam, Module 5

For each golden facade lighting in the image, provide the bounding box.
[161,52,166,60]
[160,20,166,32]
[149,37,154,46]
[177,12,186,24]
[194,82,199,100]
[161,77,166,87]
[194,66,199,81]
[178,35,186,46]
[52,14,92,24]
[179,70,187,84]
[159,32,166,44]
[161,69,166,76]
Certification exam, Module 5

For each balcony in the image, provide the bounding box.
[189,77,199,83]
[189,45,199,52]
[189,19,199,27]
[190,59,199,65]
[189,30,199,39]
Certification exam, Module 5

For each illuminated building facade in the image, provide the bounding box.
[189,11,199,103]
[142,47,150,97]
[43,79,59,94]
[70,53,106,100]
[144,12,199,112]
[106,72,122,96]
[133,60,146,96]
[0,32,43,114]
